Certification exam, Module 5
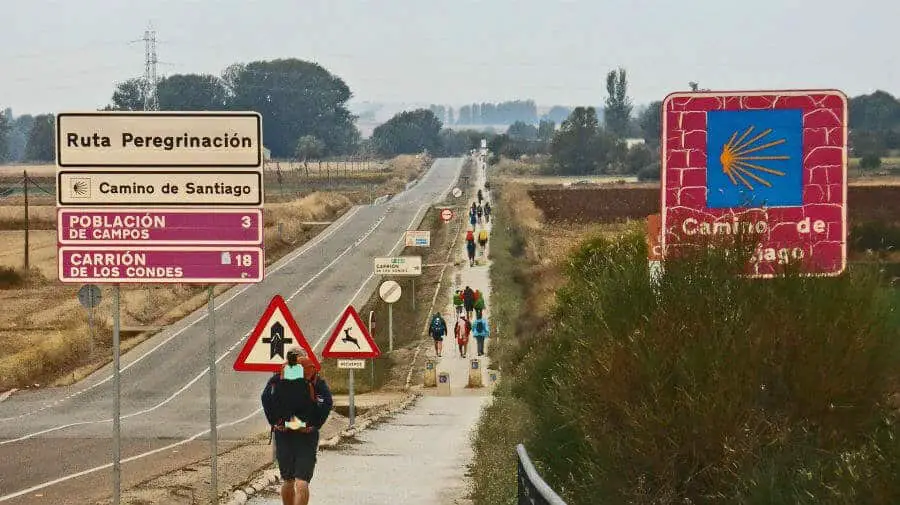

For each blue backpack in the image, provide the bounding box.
[430,316,445,336]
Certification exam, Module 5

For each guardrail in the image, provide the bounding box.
[516,444,567,505]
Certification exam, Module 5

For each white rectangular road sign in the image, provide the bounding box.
[57,170,262,207]
[337,359,366,369]
[404,230,431,247]
[374,256,422,276]
[56,112,262,167]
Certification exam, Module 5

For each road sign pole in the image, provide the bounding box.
[112,284,121,505]
[388,303,393,353]
[207,285,217,504]
[368,311,375,387]
[348,369,355,428]
[88,298,94,357]
[411,278,415,311]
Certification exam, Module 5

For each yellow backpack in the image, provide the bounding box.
[478,230,488,241]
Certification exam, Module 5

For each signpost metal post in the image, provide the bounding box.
[112,285,121,505]
[207,286,217,503]
[378,280,401,352]
[348,368,355,427]
[56,111,265,505]
[77,284,101,356]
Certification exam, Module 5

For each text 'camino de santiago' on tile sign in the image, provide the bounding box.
[55,111,265,284]
[661,90,848,277]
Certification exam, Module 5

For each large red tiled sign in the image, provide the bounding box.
[661,90,848,277]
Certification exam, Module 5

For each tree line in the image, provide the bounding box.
[426,101,573,127]
[0,57,489,164]
[2,59,898,169]
[488,75,900,179]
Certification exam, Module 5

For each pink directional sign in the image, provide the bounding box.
[58,209,263,245]
[58,246,264,284]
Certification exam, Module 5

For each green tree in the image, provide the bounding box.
[860,154,882,170]
[157,74,228,111]
[638,101,662,146]
[295,135,325,175]
[108,78,147,111]
[0,109,9,162]
[506,121,538,140]
[625,143,655,174]
[604,67,633,138]
[226,59,360,157]
[7,114,34,162]
[542,106,572,124]
[549,107,601,175]
[371,109,443,155]
[23,114,55,162]
[538,120,555,142]
[849,90,900,132]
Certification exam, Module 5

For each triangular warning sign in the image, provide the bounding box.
[322,305,381,359]
[233,295,320,372]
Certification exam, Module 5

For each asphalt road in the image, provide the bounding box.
[0,157,464,504]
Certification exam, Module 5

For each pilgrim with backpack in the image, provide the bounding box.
[261,348,333,504]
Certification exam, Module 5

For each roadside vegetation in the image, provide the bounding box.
[471,177,900,505]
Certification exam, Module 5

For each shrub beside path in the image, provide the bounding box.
[248,160,495,505]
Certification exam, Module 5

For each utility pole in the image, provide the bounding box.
[143,26,159,111]
[22,171,28,273]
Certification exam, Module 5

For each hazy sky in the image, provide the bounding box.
[2,0,897,116]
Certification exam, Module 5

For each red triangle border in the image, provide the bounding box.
[233,295,321,372]
[321,305,381,359]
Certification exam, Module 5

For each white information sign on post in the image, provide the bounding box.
[56,112,262,167]
[337,359,366,369]
[404,230,431,247]
[374,256,422,276]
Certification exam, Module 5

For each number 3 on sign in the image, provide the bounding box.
[235,254,253,267]
[241,216,252,229]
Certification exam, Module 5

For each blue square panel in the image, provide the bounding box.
[706,109,803,209]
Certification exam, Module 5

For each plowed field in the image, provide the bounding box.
[529,185,900,224]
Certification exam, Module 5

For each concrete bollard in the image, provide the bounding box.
[424,359,437,387]
[437,372,451,396]
[467,359,483,388]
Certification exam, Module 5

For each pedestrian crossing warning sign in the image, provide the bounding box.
[322,305,381,359]
[233,295,320,372]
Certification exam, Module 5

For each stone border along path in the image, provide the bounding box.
[242,156,495,504]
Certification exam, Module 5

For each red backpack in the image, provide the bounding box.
[465,230,474,242]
